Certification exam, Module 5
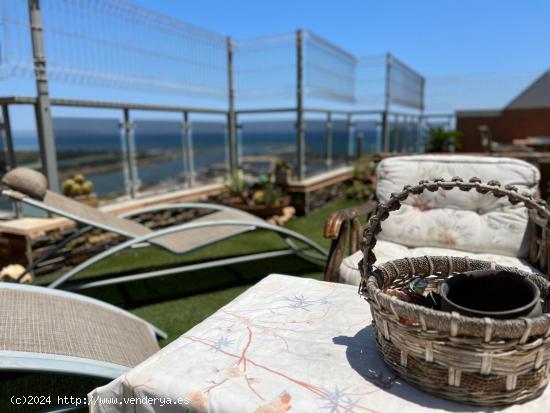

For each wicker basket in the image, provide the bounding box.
[359,177,550,406]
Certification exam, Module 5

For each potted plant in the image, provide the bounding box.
[354,154,376,182]
[345,180,374,201]
[425,127,462,152]
[346,154,376,201]
[223,170,247,204]
[274,160,292,185]
[225,173,290,218]
[62,174,97,206]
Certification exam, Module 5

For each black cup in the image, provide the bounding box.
[440,270,542,319]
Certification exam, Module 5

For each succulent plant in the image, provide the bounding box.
[71,184,83,196]
[224,170,247,197]
[74,174,85,184]
[253,190,265,204]
[81,180,94,195]
[63,179,76,196]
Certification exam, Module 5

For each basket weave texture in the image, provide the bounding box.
[359,177,550,406]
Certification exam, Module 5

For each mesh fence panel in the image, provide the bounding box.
[357,54,424,110]
[0,0,34,79]
[389,56,424,110]
[1,1,428,111]
[234,33,296,104]
[1,0,228,99]
[356,54,386,108]
[303,31,356,103]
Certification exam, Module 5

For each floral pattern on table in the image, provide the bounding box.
[90,274,549,413]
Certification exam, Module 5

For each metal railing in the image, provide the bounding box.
[0,95,453,204]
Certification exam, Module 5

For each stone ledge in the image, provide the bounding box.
[285,167,354,193]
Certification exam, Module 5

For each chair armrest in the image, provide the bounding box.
[323,200,377,239]
[323,200,377,283]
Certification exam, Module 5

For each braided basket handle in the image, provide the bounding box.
[360,177,550,278]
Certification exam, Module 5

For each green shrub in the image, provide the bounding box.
[426,127,462,152]
[353,154,375,181]
[345,180,373,201]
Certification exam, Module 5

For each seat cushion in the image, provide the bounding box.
[376,155,540,257]
[339,240,543,286]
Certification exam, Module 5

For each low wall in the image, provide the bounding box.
[280,167,355,215]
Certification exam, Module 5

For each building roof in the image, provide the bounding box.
[505,70,550,110]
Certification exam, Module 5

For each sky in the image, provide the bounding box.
[1,0,549,130]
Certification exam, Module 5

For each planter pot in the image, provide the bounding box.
[228,196,291,218]
[440,270,542,319]
[73,193,98,207]
[227,196,245,205]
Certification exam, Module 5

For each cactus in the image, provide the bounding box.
[63,179,76,196]
[81,180,94,195]
[71,184,83,196]
[253,190,265,204]
[62,175,94,198]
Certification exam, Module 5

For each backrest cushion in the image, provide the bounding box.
[376,155,540,257]
[2,168,48,200]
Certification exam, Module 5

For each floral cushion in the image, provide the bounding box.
[339,240,543,286]
[376,155,540,257]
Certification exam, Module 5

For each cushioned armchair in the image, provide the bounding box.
[324,155,549,284]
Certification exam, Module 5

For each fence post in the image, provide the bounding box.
[416,113,423,153]
[1,104,21,217]
[296,29,305,181]
[381,52,392,153]
[236,117,243,166]
[122,108,137,198]
[346,113,355,160]
[325,112,333,169]
[1,105,16,171]
[183,111,195,187]
[418,76,426,153]
[28,0,59,191]
[395,114,401,152]
[226,36,238,173]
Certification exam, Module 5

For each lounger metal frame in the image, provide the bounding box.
[0,283,163,380]
[1,190,328,291]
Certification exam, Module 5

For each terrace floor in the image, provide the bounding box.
[35,198,362,346]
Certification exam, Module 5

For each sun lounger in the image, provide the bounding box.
[1,168,328,290]
[0,282,164,411]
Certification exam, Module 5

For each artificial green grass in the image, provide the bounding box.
[50,198,362,346]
